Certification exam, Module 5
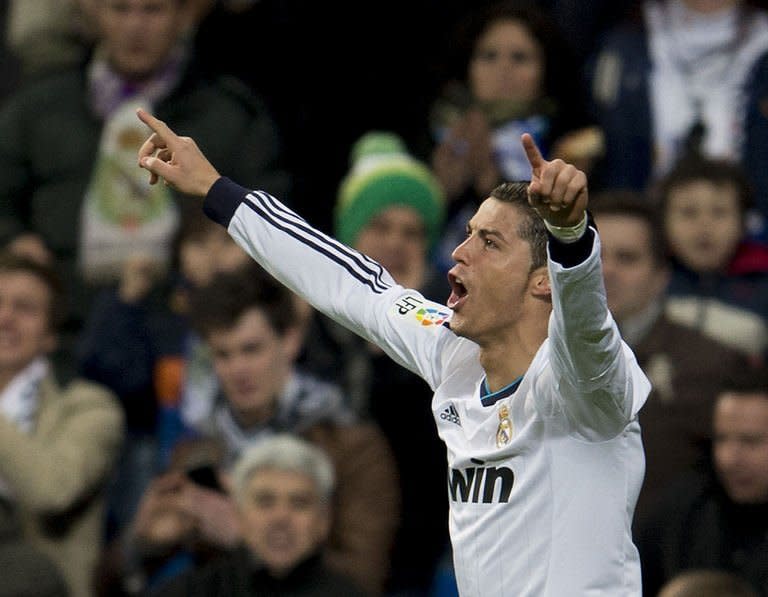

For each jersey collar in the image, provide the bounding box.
[480,375,523,407]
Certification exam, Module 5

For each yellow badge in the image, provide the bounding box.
[496,404,513,447]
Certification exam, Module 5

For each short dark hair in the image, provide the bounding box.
[189,262,297,339]
[590,189,667,267]
[489,182,548,270]
[654,156,754,217]
[0,251,65,331]
[719,364,768,400]
[449,2,577,102]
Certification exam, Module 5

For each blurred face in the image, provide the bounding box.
[239,468,330,577]
[469,18,544,104]
[448,199,546,345]
[354,206,427,290]
[664,180,742,272]
[598,214,669,322]
[0,272,56,382]
[97,0,184,81]
[180,227,250,288]
[714,392,768,504]
[208,309,299,427]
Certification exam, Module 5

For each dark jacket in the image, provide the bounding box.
[150,547,369,597]
[665,250,768,362]
[77,287,188,433]
[630,313,748,525]
[637,471,768,597]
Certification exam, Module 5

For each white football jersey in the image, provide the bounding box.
[204,179,650,596]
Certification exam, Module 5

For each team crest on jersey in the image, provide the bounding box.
[391,295,451,328]
[496,404,513,447]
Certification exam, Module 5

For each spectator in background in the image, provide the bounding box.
[428,0,601,274]
[77,203,250,536]
[656,156,768,362]
[300,131,450,595]
[586,0,768,221]
[590,190,748,524]
[637,366,768,596]
[304,131,448,392]
[150,434,369,596]
[0,0,288,381]
[0,252,123,597]
[98,264,399,596]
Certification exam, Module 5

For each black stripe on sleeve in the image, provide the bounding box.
[242,195,392,294]
[257,191,389,284]
[254,192,390,291]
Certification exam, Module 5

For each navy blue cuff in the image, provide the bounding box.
[548,211,598,268]
[203,177,250,228]
[548,227,595,267]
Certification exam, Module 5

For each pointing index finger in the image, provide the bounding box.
[136,108,178,154]
[521,133,545,174]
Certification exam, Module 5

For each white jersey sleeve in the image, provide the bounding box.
[203,177,462,391]
[543,227,650,441]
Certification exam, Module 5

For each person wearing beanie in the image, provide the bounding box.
[334,132,445,293]
[298,131,451,594]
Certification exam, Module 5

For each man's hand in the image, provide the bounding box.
[136,108,221,197]
[131,472,194,552]
[522,133,588,228]
[178,481,241,548]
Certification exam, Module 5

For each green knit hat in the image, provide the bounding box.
[335,132,445,249]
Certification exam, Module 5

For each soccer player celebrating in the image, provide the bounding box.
[136,108,649,596]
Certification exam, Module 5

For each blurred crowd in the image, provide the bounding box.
[1,1,768,596]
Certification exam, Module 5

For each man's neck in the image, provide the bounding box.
[479,319,548,393]
[617,299,664,348]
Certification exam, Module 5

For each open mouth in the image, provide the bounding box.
[447,272,468,309]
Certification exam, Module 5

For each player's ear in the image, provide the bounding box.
[528,266,551,300]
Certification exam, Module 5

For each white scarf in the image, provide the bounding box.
[646,0,768,177]
[0,358,48,499]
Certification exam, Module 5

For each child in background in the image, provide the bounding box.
[656,156,768,363]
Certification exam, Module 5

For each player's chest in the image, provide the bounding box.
[432,373,547,467]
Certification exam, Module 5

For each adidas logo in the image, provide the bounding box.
[440,404,461,426]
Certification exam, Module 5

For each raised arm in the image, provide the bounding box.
[522,133,649,439]
[523,132,588,229]
[136,110,457,390]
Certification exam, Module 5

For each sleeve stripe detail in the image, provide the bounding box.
[251,191,391,293]
[241,191,392,294]
[257,191,389,278]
